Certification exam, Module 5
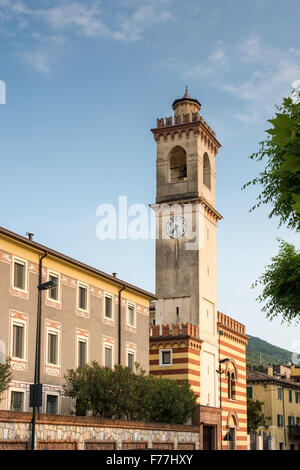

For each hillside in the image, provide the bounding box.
[247,335,293,367]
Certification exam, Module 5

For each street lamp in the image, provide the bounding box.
[216,341,230,451]
[31,278,57,451]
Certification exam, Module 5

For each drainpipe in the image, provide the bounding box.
[283,386,286,448]
[31,251,48,451]
[118,284,125,365]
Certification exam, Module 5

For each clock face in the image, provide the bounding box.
[166,216,187,239]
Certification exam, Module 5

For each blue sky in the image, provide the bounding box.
[0,0,299,351]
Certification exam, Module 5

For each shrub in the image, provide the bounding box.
[63,362,197,424]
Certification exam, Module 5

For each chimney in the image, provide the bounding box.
[26,232,34,241]
[112,272,117,278]
[267,365,274,377]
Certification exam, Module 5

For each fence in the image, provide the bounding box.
[0,410,200,450]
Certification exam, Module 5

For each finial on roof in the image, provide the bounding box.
[183,85,190,98]
[172,88,201,109]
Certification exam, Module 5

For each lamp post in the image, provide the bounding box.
[31,277,57,451]
[216,334,230,451]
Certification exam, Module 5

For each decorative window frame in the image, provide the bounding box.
[11,256,29,299]
[77,281,90,317]
[126,301,136,331]
[46,269,61,308]
[103,292,115,325]
[223,359,239,381]
[76,329,89,368]
[102,335,115,368]
[44,391,60,415]
[45,319,61,377]
[9,310,28,371]
[277,414,284,427]
[9,387,26,412]
[159,348,173,367]
[126,342,137,372]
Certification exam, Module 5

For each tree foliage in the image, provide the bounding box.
[252,239,300,324]
[243,97,300,231]
[0,358,12,401]
[140,374,197,424]
[63,362,197,424]
[247,398,270,434]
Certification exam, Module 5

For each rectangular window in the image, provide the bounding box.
[296,417,300,425]
[127,304,135,327]
[288,416,295,426]
[10,391,24,411]
[47,332,58,365]
[46,395,58,414]
[277,415,283,427]
[105,295,113,319]
[48,273,59,301]
[278,387,282,400]
[104,346,112,368]
[127,351,135,372]
[78,285,88,311]
[296,392,300,404]
[289,390,293,403]
[247,386,253,399]
[78,340,87,368]
[279,442,284,450]
[12,323,24,359]
[160,349,172,366]
[13,259,26,290]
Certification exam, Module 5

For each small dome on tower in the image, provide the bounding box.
[172,87,201,123]
[172,87,201,110]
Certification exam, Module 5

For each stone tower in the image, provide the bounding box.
[151,90,222,407]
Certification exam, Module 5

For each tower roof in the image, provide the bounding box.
[172,87,201,109]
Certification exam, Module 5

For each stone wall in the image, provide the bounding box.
[0,411,200,450]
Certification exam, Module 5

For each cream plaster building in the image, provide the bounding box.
[0,226,156,415]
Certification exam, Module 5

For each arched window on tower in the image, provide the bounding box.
[227,372,231,399]
[231,373,236,400]
[203,152,211,189]
[169,146,187,183]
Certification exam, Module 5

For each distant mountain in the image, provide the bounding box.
[247,335,293,367]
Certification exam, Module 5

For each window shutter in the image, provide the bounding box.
[13,324,23,358]
[49,275,58,300]
[14,262,25,289]
[105,296,112,318]
[79,286,87,310]
[105,347,112,368]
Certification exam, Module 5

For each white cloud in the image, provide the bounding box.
[163,34,300,126]
[167,46,228,81]
[0,0,175,72]
[38,2,109,38]
[219,35,300,123]
[0,0,173,41]
[113,4,173,42]
[22,50,51,74]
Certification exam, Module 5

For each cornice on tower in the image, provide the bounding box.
[151,90,221,155]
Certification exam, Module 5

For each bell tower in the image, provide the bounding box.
[151,89,222,408]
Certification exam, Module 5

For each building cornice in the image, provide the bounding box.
[247,370,300,390]
[151,196,223,221]
[0,226,157,301]
[151,120,221,155]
